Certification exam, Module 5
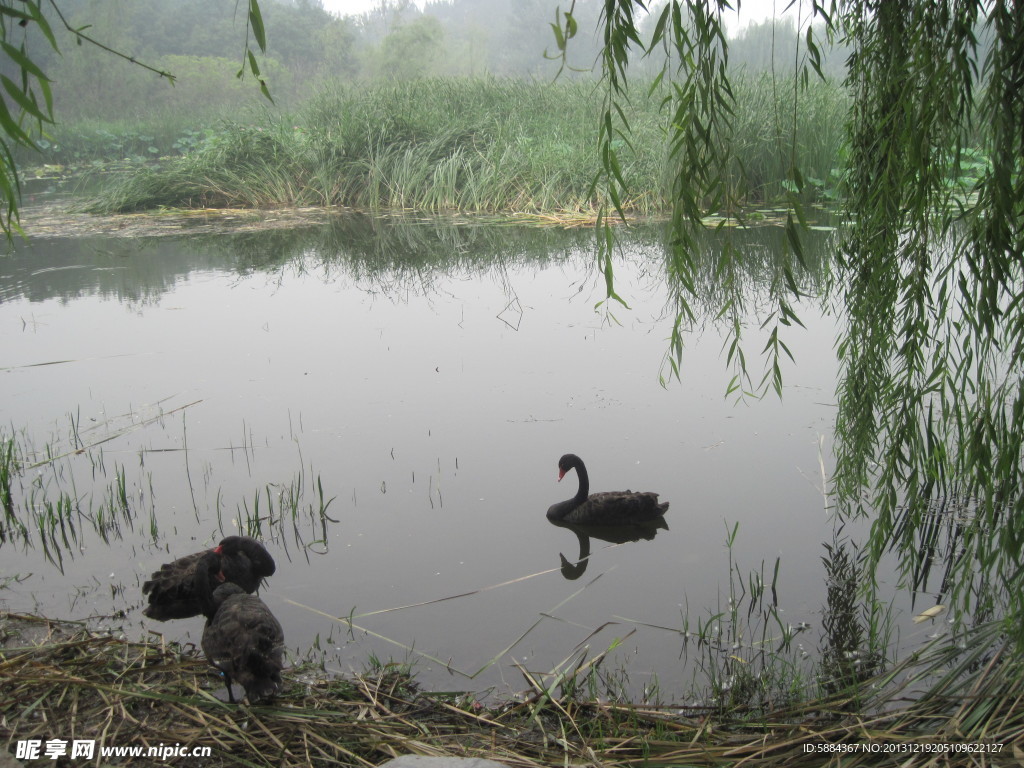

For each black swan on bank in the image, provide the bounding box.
[195,552,285,704]
[546,453,669,526]
[142,536,276,621]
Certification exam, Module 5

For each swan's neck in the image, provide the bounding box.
[574,529,591,559]
[573,461,589,503]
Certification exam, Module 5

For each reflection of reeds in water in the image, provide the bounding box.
[0,406,341,572]
[1,436,26,544]
[0,424,152,572]
[685,523,809,716]
[227,469,338,562]
[892,493,1009,624]
[818,535,885,697]
[0,436,15,521]
[4,472,1020,755]
[555,522,817,715]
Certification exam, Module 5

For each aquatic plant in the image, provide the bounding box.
[85,77,848,216]
[0,410,342,571]
[818,534,887,697]
[582,0,1024,653]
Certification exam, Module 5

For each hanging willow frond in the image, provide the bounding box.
[590,0,1024,644]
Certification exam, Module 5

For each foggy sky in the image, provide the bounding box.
[322,0,808,34]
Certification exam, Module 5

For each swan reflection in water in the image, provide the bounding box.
[545,452,670,578]
[550,517,669,580]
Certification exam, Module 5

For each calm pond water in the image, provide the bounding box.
[0,213,936,701]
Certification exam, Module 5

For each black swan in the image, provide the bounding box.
[546,453,669,525]
[195,552,285,704]
[142,536,276,621]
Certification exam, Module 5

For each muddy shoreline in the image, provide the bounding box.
[15,202,339,239]
[13,196,643,240]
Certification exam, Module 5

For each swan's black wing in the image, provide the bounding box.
[561,491,669,526]
[142,549,208,621]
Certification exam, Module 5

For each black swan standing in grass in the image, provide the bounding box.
[195,552,285,704]
[142,536,276,621]
[546,453,669,525]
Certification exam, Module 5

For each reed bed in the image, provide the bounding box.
[86,76,849,217]
[2,612,1020,767]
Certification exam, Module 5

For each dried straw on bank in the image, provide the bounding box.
[1,613,1021,767]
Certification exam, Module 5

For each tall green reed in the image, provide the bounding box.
[87,77,850,216]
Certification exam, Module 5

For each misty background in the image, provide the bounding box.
[8,0,849,136]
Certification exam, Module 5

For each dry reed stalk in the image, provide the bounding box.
[2,612,1022,767]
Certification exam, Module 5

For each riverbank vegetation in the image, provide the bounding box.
[2,0,1021,759]
[585,0,1024,689]
[3,0,860,217]
[81,76,849,216]
[1,611,1018,767]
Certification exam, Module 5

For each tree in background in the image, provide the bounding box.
[566,0,1024,643]
[0,0,275,235]
[365,15,444,80]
